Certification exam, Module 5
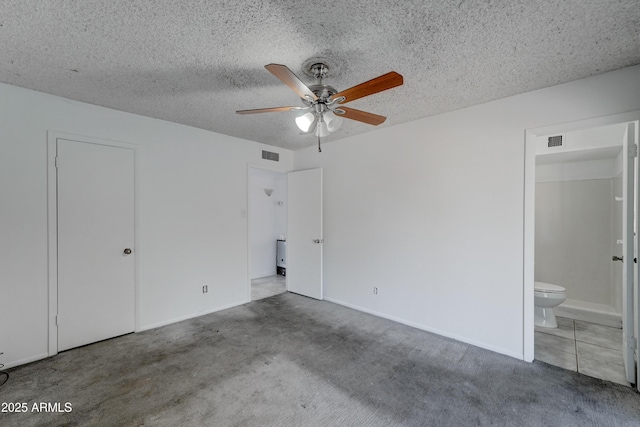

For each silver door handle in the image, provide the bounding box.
[124,248,132,255]
[313,239,323,244]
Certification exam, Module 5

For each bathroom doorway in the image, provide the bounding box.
[248,166,287,301]
[524,113,640,390]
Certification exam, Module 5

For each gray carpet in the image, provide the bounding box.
[2,293,639,426]
[251,275,286,301]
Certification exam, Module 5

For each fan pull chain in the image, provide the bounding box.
[317,135,322,152]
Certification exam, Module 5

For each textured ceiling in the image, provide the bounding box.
[1,1,639,150]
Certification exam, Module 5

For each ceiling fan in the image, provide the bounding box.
[236,63,403,151]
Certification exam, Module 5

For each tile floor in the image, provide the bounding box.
[251,274,286,301]
[535,316,629,386]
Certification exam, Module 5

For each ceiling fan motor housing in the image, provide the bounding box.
[307,84,338,102]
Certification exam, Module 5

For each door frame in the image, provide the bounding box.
[246,163,290,302]
[523,111,640,362]
[47,131,139,357]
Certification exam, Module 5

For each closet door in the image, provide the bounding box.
[57,138,135,351]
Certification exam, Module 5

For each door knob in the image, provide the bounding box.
[123,248,132,255]
[313,239,323,244]
[612,255,623,262]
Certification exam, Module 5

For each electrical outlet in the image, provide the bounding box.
[373,287,378,295]
[202,285,208,293]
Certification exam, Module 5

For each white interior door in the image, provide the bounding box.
[622,122,637,385]
[57,139,135,351]
[287,168,323,299]
[632,121,640,390]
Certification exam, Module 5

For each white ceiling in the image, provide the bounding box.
[1,1,639,150]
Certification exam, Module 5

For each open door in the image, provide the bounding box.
[631,121,640,390]
[636,122,640,391]
[622,122,638,386]
[287,168,323,299]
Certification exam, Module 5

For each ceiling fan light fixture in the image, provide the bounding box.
[324,110,343,132]
[315,119,330,137]
[295,112,316,132]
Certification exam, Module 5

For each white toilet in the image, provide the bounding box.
[534,281,567,328]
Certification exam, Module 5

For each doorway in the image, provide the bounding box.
[534,124,625,383]
[47,133,136,355]
[248,166,287,301]
[524,113,640,389]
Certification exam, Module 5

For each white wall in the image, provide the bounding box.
[535,179,614,306]
[249,168,287,279]
[535,123,627,156]
[535,124,625,182]
[536,159,619,182]
[0,82,292,368]
[292,65,640,359]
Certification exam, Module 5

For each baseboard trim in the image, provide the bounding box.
[138,300,249,332]
[4,352,50,370]
[5,302,251,369]
[324,297,524,361]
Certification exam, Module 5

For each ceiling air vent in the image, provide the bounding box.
[262,150,279,162]
[547,135,563,148]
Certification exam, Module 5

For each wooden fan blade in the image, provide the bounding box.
[265,64,318,101]
[236,106,304,114]
[335,106,386,125]
[332,71,403,104]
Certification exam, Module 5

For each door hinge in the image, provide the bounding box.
[630,336,637,351]
[55,315,59,326]
[55,157,60,168]
[629,144,638,158]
